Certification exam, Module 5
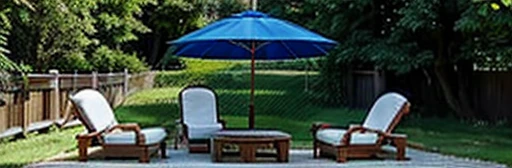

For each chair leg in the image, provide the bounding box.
[77,137,91,162]
[393,137,407,160]
[313,140,319,158]
[139,146,150,163]
[336,147,347,163]
[161,142,168,158]
[174,135,178,150]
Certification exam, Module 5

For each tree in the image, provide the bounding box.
[92,0,155,49]
[262,0,512,119]
[4,0,151,72]
[0,0,31,72]
[140,0,248,67]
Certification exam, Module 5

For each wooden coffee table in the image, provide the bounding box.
[212,130,291,162]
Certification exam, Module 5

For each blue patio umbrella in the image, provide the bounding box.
[169,10,337,129]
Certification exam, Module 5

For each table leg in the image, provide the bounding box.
[276,140,289,162]
[240,144,256,162]
[213,140,223,162]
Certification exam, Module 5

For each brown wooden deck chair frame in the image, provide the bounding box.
[311,92,411,162]
[71,89,167,163]
[176,85,225,153]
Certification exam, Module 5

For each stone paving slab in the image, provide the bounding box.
[27,148,507,168]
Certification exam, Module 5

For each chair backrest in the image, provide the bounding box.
[70,89,118,132]
[362,92,409,133]
[179,86,218,125]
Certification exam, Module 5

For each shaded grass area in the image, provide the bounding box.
[0,127,83,168]
[118,69,512,166]
[0,59,510,167]
[400,118,512,166]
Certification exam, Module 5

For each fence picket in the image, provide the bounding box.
[0,71,154,140]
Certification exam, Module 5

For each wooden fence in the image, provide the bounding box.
[345,70,386,109]
[379,70,512,120]
[0,70,155,139]
[470,71,512,120]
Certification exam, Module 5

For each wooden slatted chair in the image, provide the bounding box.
[70,89,167,163]
[311,92,411,162]
[176,85,225,153]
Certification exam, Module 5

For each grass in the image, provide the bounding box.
[400,118,512,166]
[119,68,512,166]
[1,59,511,167]
[119,88,512,166]
[0,127,83,168]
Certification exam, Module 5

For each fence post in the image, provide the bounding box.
[123,69,129,97]
[92,71,98,89]
[49,69,60,121]
[73,70,77,91]
[21,74,29,135]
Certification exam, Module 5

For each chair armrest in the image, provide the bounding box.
[218,119,226,128]
[342,126,389,145]
[311,122,346,132]
[349,124,361,129]
[111,123,141,132]
[109,123,145,145]
[76,131,102,140]
[311,122,348,140]
[384,133,407,138]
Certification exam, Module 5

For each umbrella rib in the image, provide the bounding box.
[200,41,221,58]
[255,42,270,51]
[229,40,251,51]
[280,41,299,59]
[312,43,329,55]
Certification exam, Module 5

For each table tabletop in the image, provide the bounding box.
[214,130,291,138]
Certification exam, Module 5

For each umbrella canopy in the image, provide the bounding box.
[170,11,336,59]
[169,10,337,129]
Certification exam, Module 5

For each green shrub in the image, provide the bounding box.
[49,52,92,72]
[90,46,148,73]
[154,59,241,87]
[230,59,320,71]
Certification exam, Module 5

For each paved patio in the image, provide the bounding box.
[27,146,507,168]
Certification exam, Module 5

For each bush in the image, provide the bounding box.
[157,55,186,70]
[230,59,321,71]
[154,59,240,87]
[90,46,148,73]
[49,52,92,72]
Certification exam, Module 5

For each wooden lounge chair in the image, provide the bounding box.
[311,92,411,162]
[70,89,167,163]
[176,85,225,153]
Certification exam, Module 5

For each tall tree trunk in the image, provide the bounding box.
[433,35,476,119]
[455,61,477,118]
[148,29,162,67]
[433,0,476,119]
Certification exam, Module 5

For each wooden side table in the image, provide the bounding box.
[212,130,291,162]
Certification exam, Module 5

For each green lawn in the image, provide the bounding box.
[0,127,83,168]
[1,63,511,167]
[117,70,512,166]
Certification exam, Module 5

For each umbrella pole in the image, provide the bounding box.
[249,42,255,129]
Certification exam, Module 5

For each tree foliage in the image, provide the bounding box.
[143,0,248,68]
[4,0,152,73]
[261,0,512,119]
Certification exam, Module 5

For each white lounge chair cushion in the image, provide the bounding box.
[70,89,118,132]
[103,127,167,145]
[316,128,378,146]
[363,93,408,132]
[181,88,218,125]
[187,124,223,139]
